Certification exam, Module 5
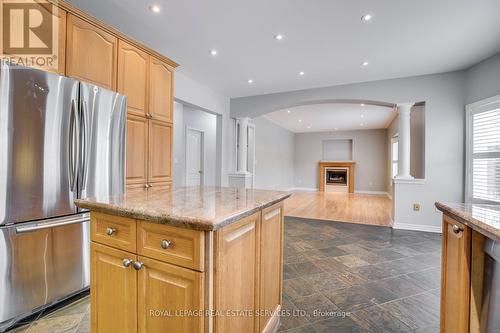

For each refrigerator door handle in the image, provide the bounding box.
[15,214,90,234]
[68,99,80,192]
[80,100,89,190]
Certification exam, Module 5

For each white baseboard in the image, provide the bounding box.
[290,187,318,192]
[355,190,390,197]
[392,222,442,233]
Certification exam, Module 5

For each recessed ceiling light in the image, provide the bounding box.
[298,119,302,123]
[361,103,365,107]
[299,71,305,76]
[274,34,284,40]
[361,14,373,22]
[287,110,291,113]
[247,79,254,84]
[210,49,218,56]
[307,126,311,129]
[362,61,369,67]
[149,4,161,13]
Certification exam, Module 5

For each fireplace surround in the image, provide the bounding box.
[318,161,355,193]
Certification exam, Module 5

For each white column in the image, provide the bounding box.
[396,103,414,179]
[237,117,250,173]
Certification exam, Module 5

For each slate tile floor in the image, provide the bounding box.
[279,217,442,333]
[7,217,442,333]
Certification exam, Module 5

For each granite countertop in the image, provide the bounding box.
[435,202,500,241]
[75,186,291,231]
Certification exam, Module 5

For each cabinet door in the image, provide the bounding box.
[118,41,148,117]
[149,57,173,122]
[91,243,137,333]
[66,14,117,89]
[259,203,284,331]
[148,119,172,183]
[137,256,204,333]
[440,216,471,333]
[126,114,149,186]
[1,3,66,74]
[214,213,260,333]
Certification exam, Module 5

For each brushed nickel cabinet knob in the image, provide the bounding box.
[122,259,133,268]
[133,261,144,271]
[452,225,463,234]
[106,227,116,236]
[161,239,172,250]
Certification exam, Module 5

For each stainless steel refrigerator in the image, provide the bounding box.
[0,61,127,331]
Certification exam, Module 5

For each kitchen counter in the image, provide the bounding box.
[435,202,500,242]
[78,186,289,332]
[75,186,291,231]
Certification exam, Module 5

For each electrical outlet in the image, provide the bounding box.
[413,203,421,211]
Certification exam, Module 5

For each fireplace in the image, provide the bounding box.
[324,167,349,192]
[318,161,355,193]
[326,168,348,185]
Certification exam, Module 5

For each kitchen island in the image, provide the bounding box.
[436,202,500,333]
[75,186,291,333]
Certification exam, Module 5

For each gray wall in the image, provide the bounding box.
[465,52,500,104]
[173,102,218,187]
[295,129,388,192]
[253,117,295,190]
[232,71,466,230]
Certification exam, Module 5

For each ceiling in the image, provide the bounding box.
[67,0,500,98]
[263,103,397,133]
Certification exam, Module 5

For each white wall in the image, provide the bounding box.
[173,102,218,187]
[252,117,295,190]
[174,71,232,185]
[465,52,500,104]
[294,129,388,192]
[231,71,466,231]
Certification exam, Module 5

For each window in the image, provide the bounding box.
[466,96,500,204]
[392,137,399,178]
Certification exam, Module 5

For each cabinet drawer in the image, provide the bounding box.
[91,213,137,252]
[138,221,204,271]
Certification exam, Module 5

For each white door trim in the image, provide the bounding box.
[185,126,205,186]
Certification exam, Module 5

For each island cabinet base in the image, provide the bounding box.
[89,201,285,333]
[439,214,488,333]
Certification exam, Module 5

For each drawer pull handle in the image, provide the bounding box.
[122,259,133,268]
[106,227,116,236]
[133,261,144,270]
[161,239,172,250]
[452,225,463,234]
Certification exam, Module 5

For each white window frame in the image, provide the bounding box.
[465,94,500,204]
[391,136,399,179]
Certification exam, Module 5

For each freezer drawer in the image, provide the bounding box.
[0,214,90,330]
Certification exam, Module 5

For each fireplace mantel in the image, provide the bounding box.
[318,161,355,193]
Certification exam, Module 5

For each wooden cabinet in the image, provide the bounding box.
[214,213,260,333]
[90,201,286,333]
[118,41,149,117]
[149,58,173,122]
[148,120,172,183]
[259,204,284,332]
[126,115,149,186]
[125,117,172,187]
[91,243,138,333]
[66,14,117,89]
[440,216,471,333]
[138,257,204,333]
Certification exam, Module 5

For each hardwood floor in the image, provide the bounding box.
[284,191,392,227]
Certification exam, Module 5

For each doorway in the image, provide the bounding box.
[186,127,204,186]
